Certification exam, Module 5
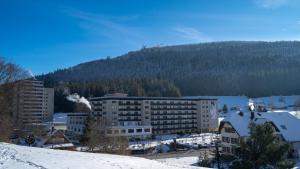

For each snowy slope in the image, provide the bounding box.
[187,95,300,111]
[253,95,300,107]
[185,96,249,110]
[0,143,209,169]
[157,156,300,169]
[157,157,199,168]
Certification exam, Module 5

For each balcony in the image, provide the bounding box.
[151,117,196,121]
[150,102,196,106]
[118,119,141,122]
[118,114,141,116]
[151,107,196,111]
[151,112,197,116]
[151,122,197,125]
[118,102,141,106]
[118,108,141,111]
[152,127,197,131]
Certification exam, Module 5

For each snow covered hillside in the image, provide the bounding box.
[187,95,300,111]
[0,143,209,169]
[185,96,249,110]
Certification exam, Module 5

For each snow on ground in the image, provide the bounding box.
[253,95,300,107]
[53,113,67,124]
[0,143,211,169]
[157,156,300,169]
[295,160,300,169]
[156,156,199,168]
[289,111,300,119]
[187,95,300,111]
[129,133,218,150]
[185,96,249,110]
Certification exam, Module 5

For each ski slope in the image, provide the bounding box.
[0,143,209,169]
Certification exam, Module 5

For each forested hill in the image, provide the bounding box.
[38,41,300,97]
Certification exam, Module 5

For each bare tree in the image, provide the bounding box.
[83,115,128,154]
[0,58,29,84]
[0,57,30,141]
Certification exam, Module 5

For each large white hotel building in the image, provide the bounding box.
[86,93,218,138]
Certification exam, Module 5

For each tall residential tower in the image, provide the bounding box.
[13,79,54,126]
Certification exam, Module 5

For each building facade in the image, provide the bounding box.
[89,95,218,137]
[219,121,242,154]
[12,79,54,126]
[66,112,88,142]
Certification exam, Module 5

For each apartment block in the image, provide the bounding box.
[12,79,54,126]
[89,94,218,137]
[66,112,88,143]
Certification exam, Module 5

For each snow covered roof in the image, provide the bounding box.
[53,113,68,124]
[221,110,300,142]
[289,111,300,119]
[221,111,253,137]
[262,112,300,142]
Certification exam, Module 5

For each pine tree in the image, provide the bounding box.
[230,123,295,169]
[199,150,212,167]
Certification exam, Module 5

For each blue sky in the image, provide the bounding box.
[1,0,300,75]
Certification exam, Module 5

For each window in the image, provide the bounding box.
[223,147,231,153]
[222,137,230,143]
[121,129,126,133]
[144,128,150,132]
[107,130,112,134]
[280,125,287,130]
[128,129,134,133]
[136,129,142,133]
[231,138,238,144]
[224,127,235,133]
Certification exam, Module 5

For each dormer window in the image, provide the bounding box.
[280,125,287,130]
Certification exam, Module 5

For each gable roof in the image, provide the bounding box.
[262,112,300,142]
[221,111,253,137]
[221,111,300,142]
